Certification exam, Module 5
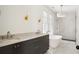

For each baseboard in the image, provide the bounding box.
[62,39,76,42]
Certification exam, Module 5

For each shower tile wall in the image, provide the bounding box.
[54,11,76,40]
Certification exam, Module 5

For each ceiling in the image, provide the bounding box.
[48,5,79,13]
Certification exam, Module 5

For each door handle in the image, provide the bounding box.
[17,44,20,47]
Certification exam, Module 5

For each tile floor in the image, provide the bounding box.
[47,40,79,54]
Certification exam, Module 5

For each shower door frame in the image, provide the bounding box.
[57,10,77,42]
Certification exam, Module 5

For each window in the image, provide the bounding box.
[42,11,49,33]
[42,11,54,35]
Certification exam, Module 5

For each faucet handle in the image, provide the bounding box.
[7,31,11,39]
[2,36,4,40]
[7,31,10,34]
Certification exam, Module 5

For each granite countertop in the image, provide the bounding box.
[0,32,48,47]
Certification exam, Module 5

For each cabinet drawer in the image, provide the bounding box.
[21,38,41,47]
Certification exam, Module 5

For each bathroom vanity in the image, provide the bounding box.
[0,33,49,54]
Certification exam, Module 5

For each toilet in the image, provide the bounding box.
[49,35,62,48]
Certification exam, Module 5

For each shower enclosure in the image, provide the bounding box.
[42,6,77,42]
[54,11,76,41]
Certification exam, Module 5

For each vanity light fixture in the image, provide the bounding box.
[25,16,28,21]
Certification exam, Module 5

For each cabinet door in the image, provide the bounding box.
[17,40,39,54]
[0,45,13,54]
[20,35,49,54]
[33,35,49,54]
[12,42,23,54]
[40,35,49,53]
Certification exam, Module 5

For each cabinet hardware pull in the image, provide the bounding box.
[17,45,20,47]
[14,45,17,48]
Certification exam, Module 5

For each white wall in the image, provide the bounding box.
[76,8,79,45]
[0,5,43,35]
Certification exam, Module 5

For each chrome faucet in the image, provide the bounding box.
[1,31,13,40]
[7,31,11,39]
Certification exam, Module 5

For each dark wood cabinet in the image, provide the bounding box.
[0,44,13,54]
[0,35,49,54]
